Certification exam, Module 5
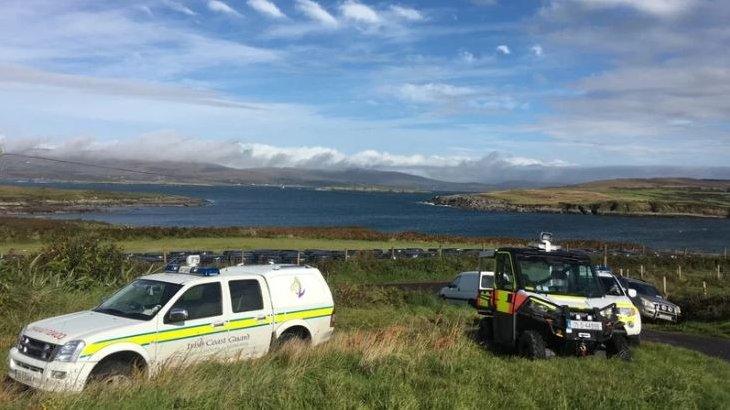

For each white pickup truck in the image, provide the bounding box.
[8,258,335,392]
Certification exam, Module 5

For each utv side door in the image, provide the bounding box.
[492,252,517,346]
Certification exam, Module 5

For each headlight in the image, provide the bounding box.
[641,299,654,309]
[618,307,637,316]
[16,326,27,350]
[53,340,86,362]
[675,306,681,315]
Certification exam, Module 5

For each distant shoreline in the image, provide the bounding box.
[431,195,729,219]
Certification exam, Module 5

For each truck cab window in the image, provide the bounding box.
[168,283,222,322]
[229,280,264,313]
[495,253,515,290]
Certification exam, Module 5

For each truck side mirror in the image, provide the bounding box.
[628,289,637,298]
[167,308,189,323]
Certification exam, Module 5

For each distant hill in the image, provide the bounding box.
[431,178,730,218]
[0,155,494,193]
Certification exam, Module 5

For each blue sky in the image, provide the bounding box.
[0,0,728,181]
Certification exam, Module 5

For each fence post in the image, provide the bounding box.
[603,244,608,266]
[240,249,245,265]
[663,276,667,295]
[703,281,707,296]
[678,265,682,280]
[345,249,349,261]
[718,265,722,280]
[640,265,644,279]
[439,244,443,260]
[297,251,301,265]
[391,247,395,259]
[619,268,623,276]
[626,268,630,278]
[163,250,167,264]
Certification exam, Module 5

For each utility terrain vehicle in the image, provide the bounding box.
[477,233,631,360]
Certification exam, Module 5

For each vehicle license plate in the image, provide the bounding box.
[13,369,35,385]
[569,320,602,331]
[657,314,675,321]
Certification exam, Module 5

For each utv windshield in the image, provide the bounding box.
[94,279,182,321]
[517,255,603,297]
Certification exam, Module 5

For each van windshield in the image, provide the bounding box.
[517,255,603,298]
[94,279,182,321]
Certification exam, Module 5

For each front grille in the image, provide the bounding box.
[17,335,59,362]
[15,359,43,373]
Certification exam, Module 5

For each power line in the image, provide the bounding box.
[0,152,178,179]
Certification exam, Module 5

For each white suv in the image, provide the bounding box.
[8,260,335,392]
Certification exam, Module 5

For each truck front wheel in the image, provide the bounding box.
[518,330,547,359]
[607,335,632,361]
[89,360,134,387]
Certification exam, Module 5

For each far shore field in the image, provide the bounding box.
[432,178,730,219]
[0,184,202,214]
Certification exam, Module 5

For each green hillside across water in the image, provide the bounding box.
[431,179,730,218]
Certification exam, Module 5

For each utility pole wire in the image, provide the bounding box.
[0,152,178,179]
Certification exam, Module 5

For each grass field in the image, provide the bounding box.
[2,284,729,409]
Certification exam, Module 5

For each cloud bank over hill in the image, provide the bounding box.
[2,134,728,186]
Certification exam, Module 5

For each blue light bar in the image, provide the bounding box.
[191,267,220,276]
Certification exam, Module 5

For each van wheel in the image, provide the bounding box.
[89,360,133,387]
[518,330,547,359]
[607,335,632,361]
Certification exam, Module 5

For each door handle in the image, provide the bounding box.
[212,321,226,327]
[256,314,267,321]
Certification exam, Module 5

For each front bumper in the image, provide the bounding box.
[7,347,93,392]
[641,306,679,322]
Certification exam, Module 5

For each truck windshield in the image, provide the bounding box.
[629,282,661,298]
[517,255,603,297]
[94,279,182,321]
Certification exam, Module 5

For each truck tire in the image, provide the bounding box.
[89,360,133,387]
[477,317,493,343]
[607,334,632,361]
[518,330,547,359]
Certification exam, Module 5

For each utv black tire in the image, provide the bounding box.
[89,360,134,387]
[477,317,494,343]
[607,334,632,361]
[518,330,547,359]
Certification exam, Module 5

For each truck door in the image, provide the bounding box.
[492,252,517,345]
[155,282,228,364]
[225,277,274,359]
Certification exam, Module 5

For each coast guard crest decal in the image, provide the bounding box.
[291,277,305,298]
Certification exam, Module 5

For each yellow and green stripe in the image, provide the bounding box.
[81,305,333,357]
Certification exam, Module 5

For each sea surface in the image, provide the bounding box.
[10,182,730,252]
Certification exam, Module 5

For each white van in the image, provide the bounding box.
[439,271,494,306]
[8,258,334,392]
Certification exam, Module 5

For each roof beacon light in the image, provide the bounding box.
[537,232,561,252]
[190,266,220,276]
[186,255,201,268]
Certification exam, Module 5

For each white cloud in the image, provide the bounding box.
[531,44,543,56]
[208,1,241,16]
[340,0,381,25]
[573,0,696,18]
[496,45,510,55]
[247,0,286,19]
[459,50,476,63]
[163,0,196,16]
[295,0,339,27]
[389,5,424,21]
[394,83,474,103]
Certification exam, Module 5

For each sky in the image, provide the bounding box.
[0,0,728,182]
